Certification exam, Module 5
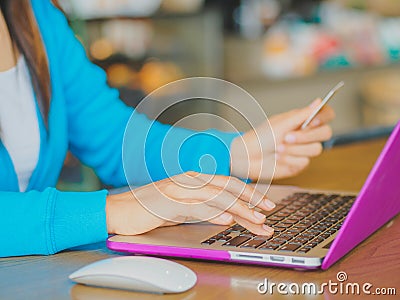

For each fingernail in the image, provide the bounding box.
[253,210,266,220]
[311,119,320,126]
[263,224,274,233]
[277,144,285,153]
[264,199,276,209]
[285,134,296,143]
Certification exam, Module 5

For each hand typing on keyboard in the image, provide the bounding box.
[106,172,277,237]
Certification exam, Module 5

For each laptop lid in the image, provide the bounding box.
[322,121,400,269]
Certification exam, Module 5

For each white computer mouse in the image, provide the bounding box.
[69,256,197,294]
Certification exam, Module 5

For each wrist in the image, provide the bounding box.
[105,189,168,236]
[230,135,250,179]
[105,194,118,234]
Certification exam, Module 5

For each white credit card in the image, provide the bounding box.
[301,81,344,130]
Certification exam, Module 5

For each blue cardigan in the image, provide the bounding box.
[0,0,237,257]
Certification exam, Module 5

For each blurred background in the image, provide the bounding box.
[56,0,400,190]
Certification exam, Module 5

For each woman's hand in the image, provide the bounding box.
[230,99,335,181]
[106,171,276,236]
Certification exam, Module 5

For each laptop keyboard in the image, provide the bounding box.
[201,192,356,253]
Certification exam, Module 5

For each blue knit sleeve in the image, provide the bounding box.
[0,188,108,257]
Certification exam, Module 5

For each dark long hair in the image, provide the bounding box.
[0,0,60,125]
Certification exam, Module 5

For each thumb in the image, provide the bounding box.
[276,98,322,132]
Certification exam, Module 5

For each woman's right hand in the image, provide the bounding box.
[106,171,276,236]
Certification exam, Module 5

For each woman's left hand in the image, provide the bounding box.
[230,99,335,181]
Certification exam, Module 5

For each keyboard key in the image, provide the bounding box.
[218,229,234,236]
[273,226,288,231]
[275,222,292,228]
[297,247,311,253]
[307,228,321,233]
[321,233,332,239]
[278,233,295,239]
[263,205,285,217]
[296,234,312,241]
[314,225,328,231]
[306,193,324,200]
[268,215,284,221]
[254,235,273,241]
[307,216,322,223]
[298,220,312,227]
[275,212,290,218]
[218,236,232,242]
[272,228,286,235]
[313,236,325,243]
[264,219,279,226]
[278,243,302,252]
[324,194,339,201]
[290,226,307,232]
[291,237,309,244]
[319,220,335,227]
[222,236,250,247]
[230,224,246,232]
[286,203,303,210]
[280,196,296,205]
[299,208,313,214]
[293,212,308,218]
[285,229,302,235]
[259,242,280,250]
[281,219,298,225]
[241,229,255,235]
[279,208,296,214]
[333,224,342,230]
[201,239,216,245]
[305,241,319,248]
[301,231,317,237]
[240,239,265,249]
[269,238,286,245]
[239,233,256,238]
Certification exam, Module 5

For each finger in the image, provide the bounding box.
[307,105,336,128]
[276,143,323,157]
[167,180,268,225]
[220,197,267,225]
[186,203,234,224]
[276,155,310,175]
[195,173,276,211]
[284,125,332,144]
[201,195,266,225]
[234,215,274,236]
[209,212,234,225]
[273,98,322,133]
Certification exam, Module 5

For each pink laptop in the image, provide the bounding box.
[107,121,400,270]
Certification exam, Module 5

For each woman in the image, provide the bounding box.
[0,0,334,257]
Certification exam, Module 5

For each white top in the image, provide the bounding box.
[0,57,40,191]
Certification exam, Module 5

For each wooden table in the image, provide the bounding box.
[1,139,399,300]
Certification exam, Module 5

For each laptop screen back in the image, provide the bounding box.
[322,121,400,269]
